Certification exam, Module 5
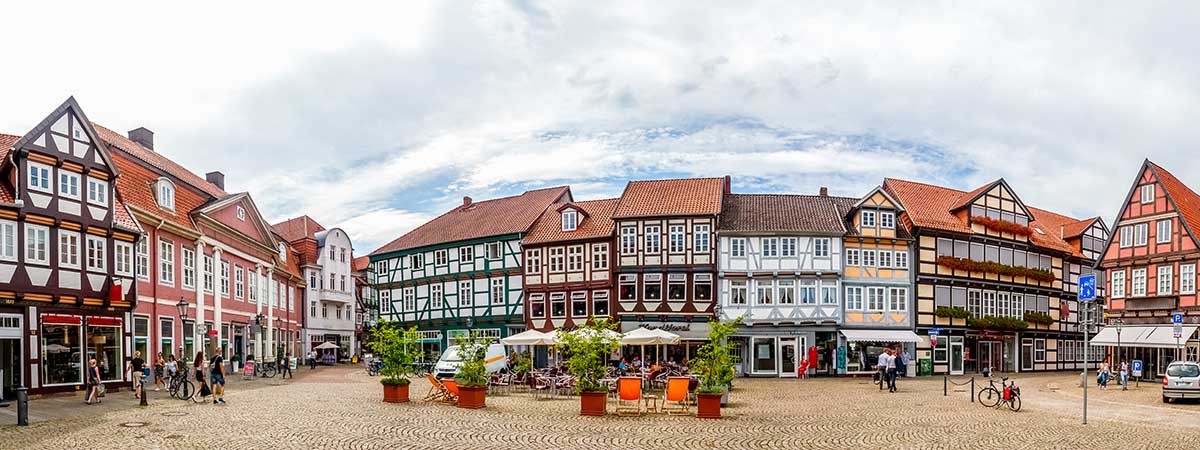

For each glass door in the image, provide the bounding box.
[779,338,797,378]
[950,337,964,375]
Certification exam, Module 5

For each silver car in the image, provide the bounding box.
[1162,361,1200,403]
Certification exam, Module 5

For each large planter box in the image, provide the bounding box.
[457,385,487,409]
[580,391,607,416]
[697,393,722,419]
[383,383,410,403]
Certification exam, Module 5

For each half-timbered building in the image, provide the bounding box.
[1095,160,1200,377]
[0,98,143,395]
[839,186,920,375]
[886,178,1106,375]
[614,177,725,347]
[522,198,617,332]
[718,191,855,377]
[370,187,570,357]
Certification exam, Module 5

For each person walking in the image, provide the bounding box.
[165,354,178,379]
[876,347,890,389]
[886,347,899,393]
[127,351,145,399]
[191,351,208,402]
[307,351,317,370]
[281,352,294,379]
[85,359,102,405]
[210,347,227,404]
[1098,359,1110,390]
[154,355,166,391]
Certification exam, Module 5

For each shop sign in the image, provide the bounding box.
[243,360,255,377]
[621,321,712,340]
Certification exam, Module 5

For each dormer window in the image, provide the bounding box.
[236,206,246,221]
[279,243,287,262]
[862,210,877,227]
[562,209,578,231]
[156,178,175,210]
[880,211,895,229]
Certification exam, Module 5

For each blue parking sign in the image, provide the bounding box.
[1079,274,1096,301]
[1174,313,1184,324]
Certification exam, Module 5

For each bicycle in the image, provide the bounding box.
[255,360,278,378]
[979,376,1021,411]
[167,372,194,400]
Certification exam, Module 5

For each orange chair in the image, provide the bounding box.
[615,376,643,416]
[423,374,458,404]
[662,377,691,415]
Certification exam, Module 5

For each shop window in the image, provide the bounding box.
[159,317,174,360]
[644,274,662,301]
[694,274,712,301]
[529,294,545,318]
[619,274,637,300]
[933,337,948,363]
[778,280,796,304]
[1034,339,1046,362]
[668,273,687,300]
[88,319,123,381]
[592,291,610,317]
[550,293,566,318]
[133,316,150,365]
[571,292,588,317]
[41,316,82,386]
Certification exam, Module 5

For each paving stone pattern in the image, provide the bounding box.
[1,367,1197,449]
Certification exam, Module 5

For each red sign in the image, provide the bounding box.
[208,329,219,337]
[87,317,122,327]
[42,314,81,325]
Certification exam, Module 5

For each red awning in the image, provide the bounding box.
[42,314,82,325]
[88,317,123,327]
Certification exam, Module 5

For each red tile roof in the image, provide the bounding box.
[353,255,371,272]
[949,180,998,212]
[0,133,18,204]
[1060,217,1098,239]
[371,186,571,255]
[272,215,326,242]
[720,194,856,234]
[884,178,1084,256]
[93,124,227,198]
[612,177,726,219]
[524,198,619,245]
[1149,161,1200,243]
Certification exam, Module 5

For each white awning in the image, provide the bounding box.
[1089,325,1197,349]
[841,329,922,343]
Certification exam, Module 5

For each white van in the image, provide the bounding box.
[434,344,507,379]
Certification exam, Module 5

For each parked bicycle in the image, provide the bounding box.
[979,376,1021,411]
[366,358,384,376]
[255,360,278,378]
[167,372,194,400]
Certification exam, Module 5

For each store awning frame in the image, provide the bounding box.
[1089,325,1197,349]
[840,329,922,343]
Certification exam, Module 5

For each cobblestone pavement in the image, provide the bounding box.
[1,367,1197,449]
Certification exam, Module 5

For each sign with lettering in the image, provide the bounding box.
[620,321,712,340]
[243,360,255,377]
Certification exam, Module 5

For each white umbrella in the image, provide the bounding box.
[500,329,556,346]
[314,342,339,350]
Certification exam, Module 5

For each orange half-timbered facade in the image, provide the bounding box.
[522,199,617,332]
[1096,160,1200,376]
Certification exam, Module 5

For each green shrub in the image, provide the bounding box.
[692,318,743,395]
[935,306,971,319]
[368,321,422,386]
[453,330,494,388]
[556,318,622,394]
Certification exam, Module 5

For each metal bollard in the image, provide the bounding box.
[140,374,148,407]
[15,386,28,426]
[943,375,947,396]
[970,377,975,403]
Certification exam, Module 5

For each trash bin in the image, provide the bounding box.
[918,358,933,376]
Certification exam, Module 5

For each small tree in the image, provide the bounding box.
[454,330,494,388]
[369,321,422,386]
[556,318,622,394]
[512,351,533,374]
[692,317,742,395]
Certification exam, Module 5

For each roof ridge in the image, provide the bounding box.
[628,176,726,183]
[885,177,967,194]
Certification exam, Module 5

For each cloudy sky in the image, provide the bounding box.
[2,1,1198,253]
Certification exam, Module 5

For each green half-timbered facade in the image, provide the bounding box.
[368,187,571,356]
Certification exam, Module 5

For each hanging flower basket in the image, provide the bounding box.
[969,216,1034,237]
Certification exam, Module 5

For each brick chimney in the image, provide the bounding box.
[206,171,225,190]
[128,127,154,150]
[819,186,828,196]
[723,175,732,194]
[462,196,473,208]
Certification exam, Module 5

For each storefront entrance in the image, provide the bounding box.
[779,338,799,378]
[949,337,964,375]
[0,314,22,399]
[977,340,1009,373]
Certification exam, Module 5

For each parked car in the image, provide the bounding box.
[433,344,507,379]
[1162,361,1200,403]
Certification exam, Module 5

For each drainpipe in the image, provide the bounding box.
[150,219,165,364]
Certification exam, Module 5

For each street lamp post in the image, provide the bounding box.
[1114,319,1123,365]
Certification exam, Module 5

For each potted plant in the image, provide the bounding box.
[556,318,622,416]
[691,318,741,419]
[454,330,493,409]
[369,321,422,403]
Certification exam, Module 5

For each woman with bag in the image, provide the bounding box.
[154,355,166,391]
[191,350,210,403]
[85,359,102,405]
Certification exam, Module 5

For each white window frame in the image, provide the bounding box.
[434,249,448,266]
[1141,184,1154,204]
[561,209,577,231]
[431,284,443,309]
[459,245,474,262]
[730,238,746,258]
[490,278,505,304]
[866,286,885,311]
[1182,264,1196,295]
[592,290,610,317]
[136,239,150,280]
[0,220,15,262]
[549,293,566,319]
[880,211,895,229]
[571,291,588,318]
[878,250,892,268]
[756,279,774,305]
[236,206,246,221]
[1132,268,1147,297]
[1111,270,1126,298]
[203,255,214,293]
[114,241,133,276]
[86,177,108,206]
[23,224,49,265]
[761,238,779,258]
[529,293,545,318]
[567,245,584,272]
[862,249,877,267]
[820,280,838,305]
[799,279,817,305]
[234,266,245,299]
[486,242,502,260]
[814,238,830,258]
[526,249,542,274]
[220,260,230,297]
[403,287,415,311]
[1134,223,1148,246]
[889,287,908,312]
[591,243,609,270]
[1158,265,1173,295]
[778,279,797,304]
[668,225,686,253]
[158,238,175,286]
[1157,219,1172,244]
[182,247,196,290]
[729,279,748,305]
[157,178,175,210]
[780,238,797,258]
[845,286,863,311]
[894,251,908,269]
[548,247,565,273]
[643,226,661,253]
[85,235,106,272]
[458,280,473,306]
[59,170,81,200]
[1119,226,1132,248]
[693,224,711,253]
[248,269,258,302]
[861,210,876,228]
[27,162,52,193]
[620,226,637,255]
[58,230,81,269]
[846,248,859,266]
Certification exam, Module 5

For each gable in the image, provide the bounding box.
[195,194,278,251]
[966,181,1032,224]
[12,97,118,177]
[1099,161,1200,265]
